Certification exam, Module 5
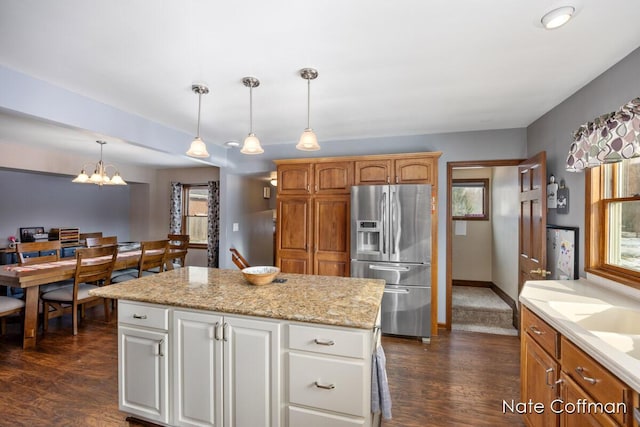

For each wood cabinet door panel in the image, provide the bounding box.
[314,196,350,277]
[278,198,311,252]
[355,160,391,185]
[278,256,309,274]
[559,372,618,427]
[394,158,433,184]
[521,334,559,427]
[278,164,312,195]
[314,162,353,194]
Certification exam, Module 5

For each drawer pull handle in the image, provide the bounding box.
[575,367,597,384]
[314,381,335,390]
[314,339,335,346]
[544,367,555,387]
[529,325,543,335]
[133,314,147,320]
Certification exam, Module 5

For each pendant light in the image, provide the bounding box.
[296,68,320,151]
[186,84,210,158]
[72,140,127,186]
[240,77,264,155]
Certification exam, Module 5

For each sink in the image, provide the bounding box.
[548,301,640,360]
[548,301,640,335]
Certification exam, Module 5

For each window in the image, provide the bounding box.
[182,184,208,247]
[586,158,640,287]
[451,179,489,220]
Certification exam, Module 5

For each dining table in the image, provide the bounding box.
[0,246,183,349]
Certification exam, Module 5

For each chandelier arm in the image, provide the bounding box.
[196,92,202,138]
[307,77,311,129]
[249,84,253,134]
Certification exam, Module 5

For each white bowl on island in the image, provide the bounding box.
[241,266,280,286]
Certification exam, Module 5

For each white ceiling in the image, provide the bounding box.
[1,0,640,168]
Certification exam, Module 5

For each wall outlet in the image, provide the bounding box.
[232,222,239,232]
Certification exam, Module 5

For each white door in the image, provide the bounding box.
[223,316,281,427]
[119,326,169,425]
[173,310,224,427]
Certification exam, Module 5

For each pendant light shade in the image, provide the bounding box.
[296,68,320,151]
[186,84,210,158]
[240,77,264,155]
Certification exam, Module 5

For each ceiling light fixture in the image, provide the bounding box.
[541,6,575,29]
[240,77,264,155]
[186,84,210,158]
[296,68,320,151]
[72,140,127,186]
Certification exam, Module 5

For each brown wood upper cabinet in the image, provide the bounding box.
[278,161,353,195]
[355,156,435,185]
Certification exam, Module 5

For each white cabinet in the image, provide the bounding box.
[286,323,373,426]
[173,310,223,427]
[118,302,170,425]
[172,310,281,427]
[223,316,281,427]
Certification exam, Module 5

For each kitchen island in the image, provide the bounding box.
[91,267,385,427]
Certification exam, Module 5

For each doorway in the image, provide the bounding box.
[446,159,523,334]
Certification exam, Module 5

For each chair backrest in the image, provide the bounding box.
[138,239,170,276]
[16,241,62,265]
[79,232,102,245]
[230,248,250,270]
[168,234,189,267]
[74,245,119,287]
[86,236,118,248]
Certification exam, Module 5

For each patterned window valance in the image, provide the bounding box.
[566,97,640,171]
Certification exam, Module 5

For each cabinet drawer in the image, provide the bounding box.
[289,324,368,359]
[561,337,630,426]
[288,405,365,426]
[289,353,367,417]
[522,306,559,359]
[118,301,168,330]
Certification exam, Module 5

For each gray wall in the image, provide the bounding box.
[527,47,640,277]
[0,168,130,242]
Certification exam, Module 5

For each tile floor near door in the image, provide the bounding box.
[0,307,524,427]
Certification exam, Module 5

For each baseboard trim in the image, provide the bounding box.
[453,280,519,331]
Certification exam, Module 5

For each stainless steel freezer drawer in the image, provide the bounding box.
[350,260,430,286]
[380,285,431,338]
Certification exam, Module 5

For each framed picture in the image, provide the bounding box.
[19,226,45,243]
[546,225,579,280]
[557,187,569,214]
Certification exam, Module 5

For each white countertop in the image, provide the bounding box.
[520,277,640,392]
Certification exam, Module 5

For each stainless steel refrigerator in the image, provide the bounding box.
[350,184,432,340]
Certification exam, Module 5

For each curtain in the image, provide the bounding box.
[207,180,220,267]
[169,182,183,234]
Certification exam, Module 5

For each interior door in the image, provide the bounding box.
[518,151,548,293]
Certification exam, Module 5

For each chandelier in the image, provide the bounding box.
[72,140,127,186]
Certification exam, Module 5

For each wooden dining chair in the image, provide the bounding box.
[0,296,25,336]
[167,234,189,268]
[86,236,118,248]
[79,232,102,246]
[15,241,74,293]
[16,241,62,265]
[40,244,118,335]
[112,239,170,283]
[230,248,250,270]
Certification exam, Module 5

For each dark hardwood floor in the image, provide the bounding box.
[0,307,524,426]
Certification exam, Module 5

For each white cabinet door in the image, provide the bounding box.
[223,316,281,427]
[173,310,224,427]
[118,325,169,425]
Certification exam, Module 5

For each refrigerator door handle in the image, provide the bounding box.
[369,264,411,272]
[381,188,387,255]
[390,186,400,256]
[383,288,411,294]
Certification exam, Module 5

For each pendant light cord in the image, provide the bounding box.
[196,92,202,138]
[306,77,311,129]
[249,84,253,134]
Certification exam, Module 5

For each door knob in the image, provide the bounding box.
[530,268,551,276]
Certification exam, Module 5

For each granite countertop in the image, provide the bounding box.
[520,277,640,392]
[90,267,385,329]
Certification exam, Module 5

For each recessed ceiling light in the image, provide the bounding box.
[541,6,575,29]
[224,140,240,148]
